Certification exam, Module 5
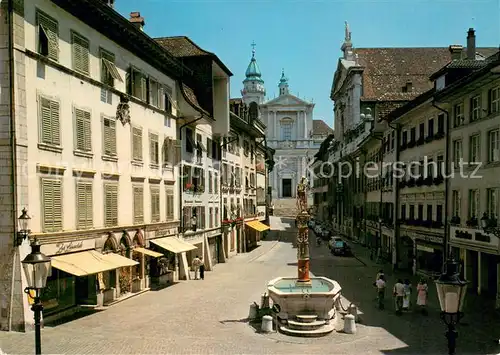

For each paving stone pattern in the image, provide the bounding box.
[0,217,499,354]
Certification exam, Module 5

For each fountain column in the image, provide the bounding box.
[295,178,311,286]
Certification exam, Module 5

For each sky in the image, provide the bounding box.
[116,0,500,128]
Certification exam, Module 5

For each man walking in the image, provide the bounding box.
[375,275,386,310]
[393,278,405,315]
[192,255,201,280]
[199,257,205,280]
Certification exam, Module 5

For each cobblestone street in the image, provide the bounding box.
[1,217,499,354]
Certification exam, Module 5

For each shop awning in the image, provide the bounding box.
[133,247,163,258]
[246,220,271,232]
[50,250,139,277]
[150,237,197,254]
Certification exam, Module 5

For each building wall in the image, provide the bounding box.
[1,0,182,331]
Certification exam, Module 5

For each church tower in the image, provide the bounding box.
[278,69,289,96]
[241,42,266,106]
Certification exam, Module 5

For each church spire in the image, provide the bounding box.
[278,69,289,96]
[241,41,266,104]
[341,21,354,61]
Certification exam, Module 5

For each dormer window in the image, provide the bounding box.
[402,82,413,93]
[436,75,446,91]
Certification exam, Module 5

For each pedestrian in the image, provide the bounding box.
[375,269,384,282]
[192,255,201,280]
[416,278,429,315]
[375,275,386,310]
[402,279,412,311]
[199,258,205,280]
[393,278,405,315]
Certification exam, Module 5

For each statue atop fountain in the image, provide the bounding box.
[296,176,311,286]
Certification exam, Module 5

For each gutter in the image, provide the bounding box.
[432,101,450,271]
[7,0,18,331]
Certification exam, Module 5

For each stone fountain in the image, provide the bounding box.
[267,177,342,337]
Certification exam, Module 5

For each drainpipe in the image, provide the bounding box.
[263,137,269,223]
[432,101,450,272]
[389,123,401,270]
[7,0,19,332]
[178,115,203,236]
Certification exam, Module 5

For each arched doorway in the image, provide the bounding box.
[118,232,132,295]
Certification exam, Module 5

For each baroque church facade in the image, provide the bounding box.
[240,47,332,199]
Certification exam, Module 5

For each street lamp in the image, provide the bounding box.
[22,239,51,355]
[480,213,500,237]
[16,207,31,246]
[436,259,468,355]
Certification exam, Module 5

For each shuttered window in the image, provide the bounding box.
[126,68,148,101]
[75,108,92,152]
[39,96,60,146]
[41,178,63,232]
[133,185,144,224]
[149,78,159,107]
[36,10,59,61]
[100,48,122,87]
[102,117,117,156]
[166,188,174,221]
[71,31,90,75]
[150,187,160,223]
[132,127,143,161]
[76,181,93,229]
[104,184,118,227]
[149,133,159,165]
[162,137,171,166]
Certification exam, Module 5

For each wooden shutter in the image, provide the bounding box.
[149,133,159,165]
[75,108,91,151]
[132,127,143,161]
[72,32,89,75]
[104,184,118,227]
[133,186,144,224]
[201,207,206,229]
[103,117,116,155]
[76,182,93,229]
[183,206,190,229]
[141,74,148,101]
[166,188,174,221]
[42,178,62,232]
[36,11,59,61]
[150,187,160,222]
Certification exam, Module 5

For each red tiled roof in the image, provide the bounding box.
[355,47,497,101]
[313,120,333,135]
[155,36,210,57]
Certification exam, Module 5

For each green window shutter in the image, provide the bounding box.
[141,75,148,102]
[166,188,174,221]
[103,117,116,155]
[75,108,91,151]
[149,133,158,165]
[36,11,59,61]
[104,184,118,227]
[72,32,89,75]
[133,186,144,224]
[76,182,86,229]
[40,97,52,144]
[132,127,143,161]
[151,187,160,222]
[42,179,62,232]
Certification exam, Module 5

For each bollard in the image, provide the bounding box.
[343,314,356,334]
[348,304,358,322]
[261,315,273,333]
[248,303,258,320]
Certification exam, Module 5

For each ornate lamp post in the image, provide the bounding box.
[16,207,31,246]
[22,236,51,355]
[480,213,500,237]
[436,259,468,355]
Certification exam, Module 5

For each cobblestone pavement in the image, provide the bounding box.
[1,217,499,354]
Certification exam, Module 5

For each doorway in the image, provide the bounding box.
[282,178,292,197]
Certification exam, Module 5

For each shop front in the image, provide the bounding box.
[412,233,443,278]
[450,226,500,307]
[245,219,270,250]
[40,238,140,320]
[150,236,197,282]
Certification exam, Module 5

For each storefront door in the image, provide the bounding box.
[76,276,97,305]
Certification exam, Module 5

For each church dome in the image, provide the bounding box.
[243,49,264,84]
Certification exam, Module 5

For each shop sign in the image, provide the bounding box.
[42,239,96,256]
[450,226,497,247]
[407,232,443,245]
[155,228,175,238]
[417,245,434,253]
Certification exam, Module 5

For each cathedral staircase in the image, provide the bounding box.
[272,198,298,217]
[279,314,335,337]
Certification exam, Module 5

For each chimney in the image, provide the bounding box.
[467,28,476,60]
[448,44,463,61]
[129,12,145,31]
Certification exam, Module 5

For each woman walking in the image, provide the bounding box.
[402,279,412,311]
[416,278,429,315]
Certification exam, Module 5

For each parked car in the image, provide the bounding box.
[328,237,343,250]
[331,240,351,256]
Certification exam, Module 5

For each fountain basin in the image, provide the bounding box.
[267,276,342,321]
